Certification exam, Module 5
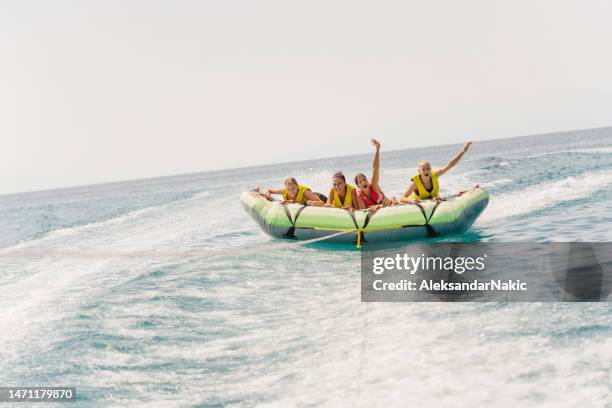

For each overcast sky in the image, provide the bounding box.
[1,0,611,194]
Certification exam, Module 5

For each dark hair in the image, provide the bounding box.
[333,172,346,182]
[354,173,367,184]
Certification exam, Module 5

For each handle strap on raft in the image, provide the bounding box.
[281,203,308,239]
[363,210,375,229]
[345,207,384,247]
[344,209,364,248]
[414,201,441,238]
[355,209,378,248]
[282,206,370,248]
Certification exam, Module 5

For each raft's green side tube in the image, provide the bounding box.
[241,187,489,245]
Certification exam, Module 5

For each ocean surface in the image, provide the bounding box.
[1,128,611,407]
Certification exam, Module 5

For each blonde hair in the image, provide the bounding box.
[284,177,298,186]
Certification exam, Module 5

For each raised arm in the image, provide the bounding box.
[400,182,418,203]
[436,141,472,177]
[370,138,381,188]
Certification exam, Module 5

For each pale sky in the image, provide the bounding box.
[2,0,611,194]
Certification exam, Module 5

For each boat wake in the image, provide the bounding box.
[477,169,612,223]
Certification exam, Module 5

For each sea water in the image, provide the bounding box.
[0,128,611,406]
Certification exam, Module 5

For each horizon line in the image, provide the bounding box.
[2,125,610,198]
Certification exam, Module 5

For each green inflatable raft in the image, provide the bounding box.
[241,187,489,246]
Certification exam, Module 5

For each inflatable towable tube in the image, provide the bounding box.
[241,187,489,247]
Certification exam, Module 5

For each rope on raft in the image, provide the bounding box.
[311,224,418,248]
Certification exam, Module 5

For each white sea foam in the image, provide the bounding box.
[573,146,612,154]
[525,146,612,159]
[0,191,212,254]
[478,169,612,223]
[481,178,514,187]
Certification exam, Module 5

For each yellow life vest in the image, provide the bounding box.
[411,170,439,199]
[283,184,311,204]
[332,184,355,208]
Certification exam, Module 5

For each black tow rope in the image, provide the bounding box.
[414,201,442,238]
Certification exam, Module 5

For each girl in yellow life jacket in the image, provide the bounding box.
[256,177,325,206]
[325,172,365,210]
[401,141,472,203]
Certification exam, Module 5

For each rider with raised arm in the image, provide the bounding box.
[354,138,396,210]
[401,142,472,204]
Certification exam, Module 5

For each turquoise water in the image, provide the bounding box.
[0,128,611,406]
